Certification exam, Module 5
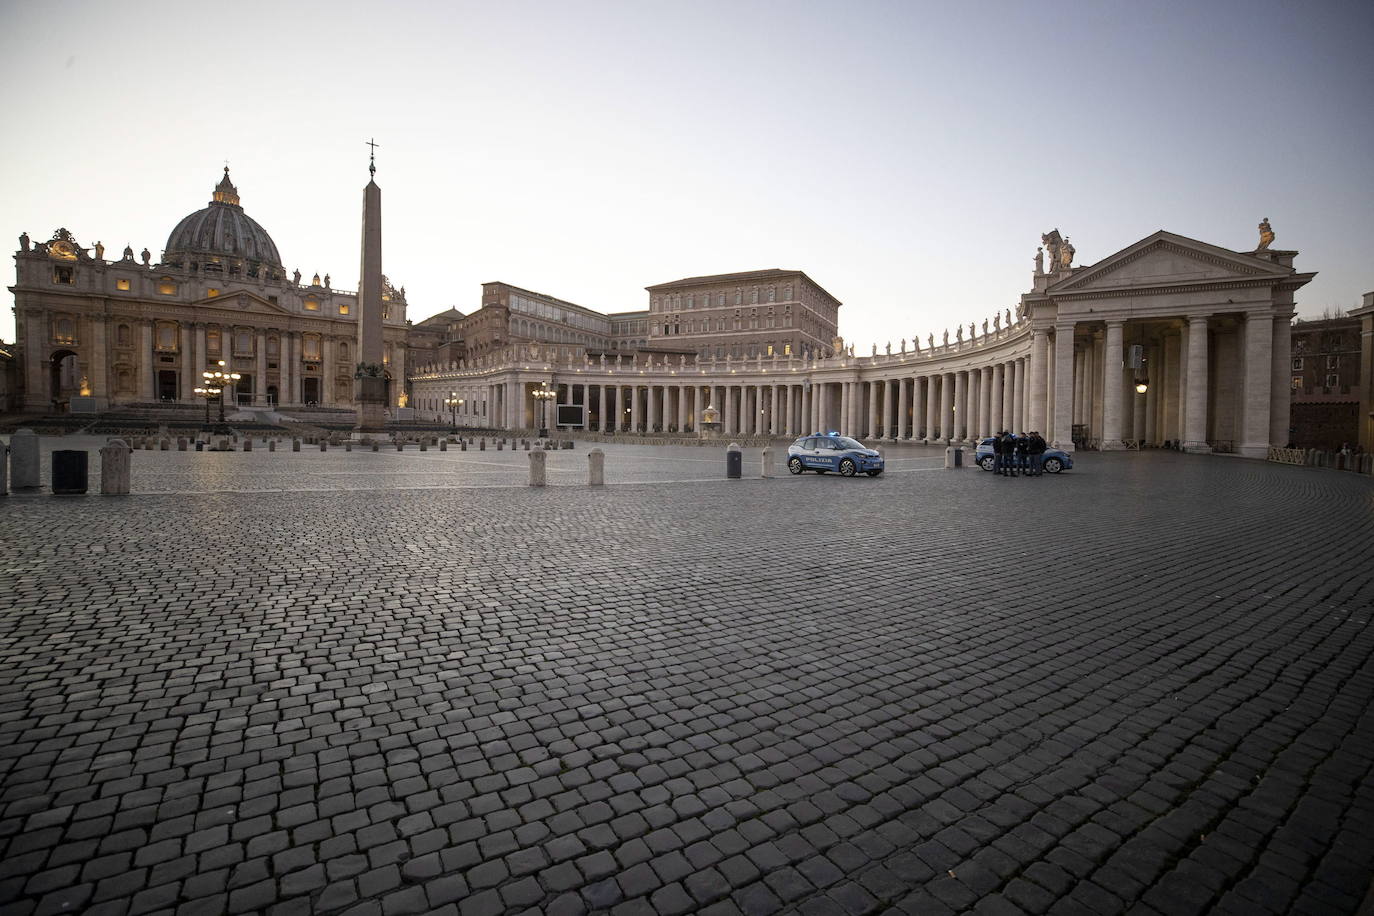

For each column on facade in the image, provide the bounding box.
[923,375,936,440]
[994,362,1005,436]
[280,332,293,406]
[321,335,335,406]
[1012,359,1025,432]
[1240,310,1274,457]
[979,366,993,438]
[1269,314,1293,449]
[937,372,953,442]
[1183,316,1210,452]
[1052,323,1076,450]
[1144,343,1160,445]
[893,378,907,439]
[598,384,608,432]
[1073,345,1085,427]
[1101,320,1124,449]
[1027,329,1048,434]
[255,329,268,405]
[139,321,154,400]
[953,371,967,441]
[178,324,194,401]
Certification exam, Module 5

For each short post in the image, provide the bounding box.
[439,440,447,451]
[10,429,39,489]
[528,449,546,487]
[396,441,403,452]
[761,446,773,478]
[460,440,467,451]
[321,441,328,452]
[52,450,88,495]
[479,438,486,450]
[216,438,229,451]
[0,444,8,495]
[345,441,353,452]
[420,441,428,452]
[99,439,132,495]
[497,441,503,451]
[268,439,276,451]
[588,448,605,486]
[177,437,188,451]
[144,439,154,450]
[243,438,252,451]
[726,442,742,479]
[292,438,301,452]
[160,438,169,450]
[371,442,379,452]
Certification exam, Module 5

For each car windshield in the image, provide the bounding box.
[834,437,864,450]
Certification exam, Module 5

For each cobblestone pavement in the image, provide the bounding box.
[1,450,1372,916]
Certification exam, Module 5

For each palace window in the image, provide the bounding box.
[734,290,741,305]
[156,323,177,351]
[303,336,321,360]
[784,343,792,356]
[115,278,130,291]
[53,318,76,345]
[1291,376,1303,390]
[53,265,74,284]
[157,278,176,295]
[686,295,694,309]
[767,287,775,302]
[1327,355,1340,369]
[1291,358,1303,371]
[750,289,758,304]
[304,298,320,311]
[1325,373,1339,389]
[338,303,350,315]
[207,330,221,353]
[267,337,279,357]
[234,329,252,354]
[766,344,774,356]
[207,288,220,298]
[784,285,792,300]
[117,324,131,346]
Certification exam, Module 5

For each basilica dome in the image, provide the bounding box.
[164,168,283,273]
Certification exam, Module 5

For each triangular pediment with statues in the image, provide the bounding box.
[1048,230,1291,295]
[189,289,294,315]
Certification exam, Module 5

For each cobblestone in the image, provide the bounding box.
[2,448,1374,914]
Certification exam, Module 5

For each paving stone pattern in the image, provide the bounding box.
[1,451,1372,916]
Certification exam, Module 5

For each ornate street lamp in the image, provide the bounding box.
[444,392,464,431]
[193,383,219,428]
[202,360,241,429]
[532,382,557,438]
[1134,378,1150,395]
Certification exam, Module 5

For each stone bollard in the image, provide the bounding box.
[321,441,328,452]
[761,446,773,478]
[346,441,353,452]
[440,440,447,451]
[480,438,486,450]
[10,429,39,489]
[497,441,503,451]
[216,438,229,451]
[292,438,301,452]
[588,448,605,486]
[396,441,404,452]
[528,449,546,487]
[420,441,428,452]
[371,442,379,452]
[100,439,132,495]
[177,437,188,451]
[144,438,155,451]
[430,437,438,446]
[726,442,742,479]
[160,438,169,450]
[0,443,8,495]
[269,439,276,452]
[460,440,467,451]
[243,439,253,452]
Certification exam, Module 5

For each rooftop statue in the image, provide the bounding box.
[19,232,30,251]
[141,248,150,265]
[1257,217,1274,250]
[93,241,104,261]
[942,329,949,346]
[956,326,964,343]
[927,333,934,349]
[1034,246,1044,274]
[993,312,1001,331]
[1061,237,1075,269]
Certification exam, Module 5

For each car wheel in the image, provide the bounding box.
[839,458,856,477]
[1043,457,1063,474]
[979,456,995,471]
[867,469,882,477]
[787,457,804,475]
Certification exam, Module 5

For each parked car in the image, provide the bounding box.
[974,436,1073,474]
[787,433,885,477]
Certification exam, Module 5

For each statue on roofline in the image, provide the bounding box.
[1257,217,1274,250]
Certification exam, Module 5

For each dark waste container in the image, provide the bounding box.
[52,450,88,495]
[195,441,204,451]
[726,444,742,479]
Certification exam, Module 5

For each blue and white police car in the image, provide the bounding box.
[787,433,885,477]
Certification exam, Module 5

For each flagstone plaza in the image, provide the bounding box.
[1,445,1372,916]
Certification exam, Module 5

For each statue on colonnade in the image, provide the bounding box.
[1257,217,1274,250]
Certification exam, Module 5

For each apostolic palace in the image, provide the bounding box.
[11,165,1363,457]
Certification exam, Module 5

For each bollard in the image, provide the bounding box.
[145,439,154,450]
[528,449,547,487]
[321,441,328,452]
[588,448,605,486]
[346,441,353,452]
[216,438,229,451]
[269,439,276,452]
[420,441,428,452]
[10,429,39,489]
[52,450,88,495]
[440,440,447,451]
[761,446,773,478]
[292,438,301,452]
[371,442,379,452]
[480,438,486,450]
[726,442,742,479]
[460,440,467,451]
[396,441,403,452]
[99,439,132,495]
[0,444,8,495]
[160,438,169,450]
[177,437,188,451]
[497,441,503,451]
[243,439,253,452]
[195,441,204,451]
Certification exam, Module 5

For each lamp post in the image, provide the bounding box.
[533,382,557,438]
[444,392,464,431]
[201,360,240,431]
[193,384,219,429]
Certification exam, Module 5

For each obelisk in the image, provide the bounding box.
[355,141,387,431]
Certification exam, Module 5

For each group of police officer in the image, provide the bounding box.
[991,430,1048,476]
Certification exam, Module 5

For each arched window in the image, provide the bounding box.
[767,287,775,302]
[54,318,75,345]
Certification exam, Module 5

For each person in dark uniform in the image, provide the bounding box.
[992,431,1005,476]
[1013,432,1029,477]
[1029,431,1047,476]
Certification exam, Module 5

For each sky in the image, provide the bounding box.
[3,0,1372,348]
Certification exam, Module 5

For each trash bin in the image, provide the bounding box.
[726,442,742,479]
[52,450,89,495]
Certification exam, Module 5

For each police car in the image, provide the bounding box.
[787,433,885,477]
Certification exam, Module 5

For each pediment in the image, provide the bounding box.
[191,290,292,315]
[1049,231,1287,294]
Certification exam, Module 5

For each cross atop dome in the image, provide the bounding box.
[212,166,240,207]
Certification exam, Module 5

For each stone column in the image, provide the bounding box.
[1183,316,1210,452]
[599,384,608,432]
[953,371,966,441]
[940,372,955,442]
[1270,314,1293,449]
[1145,345,1160,446]
[88,316,108,407]
[721,385,732,435]
[979,366,993,438]
[139,321,154,400]
[1101,320,1124,449]
[925,375,939,441]
[322,335,334,406]
[1052,323,1076,451]
[895,378,909,439]
[1028,328,1048,434]
[1000,362,1013,433]
[195,323,208,387]
[255,329,268,405]
[990,363,1003,434]
[392,346,406,408]
[23,310,48,410]
[1240,310,1274,458]
[1012,359,1025,432]
[178,324,194,401]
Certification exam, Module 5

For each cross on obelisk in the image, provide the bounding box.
[366,138,379,177]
